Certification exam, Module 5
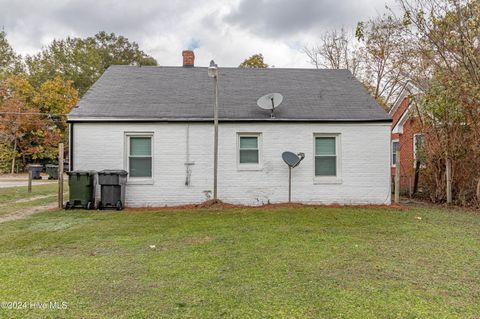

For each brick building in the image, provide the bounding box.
[390,82,424,194]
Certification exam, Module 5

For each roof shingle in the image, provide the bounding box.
[68,65,391,122]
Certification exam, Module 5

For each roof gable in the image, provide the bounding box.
[389,81,423,117]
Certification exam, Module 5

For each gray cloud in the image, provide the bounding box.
[225,0,392,37]
[0,0,395,68]
[0,0,195,53]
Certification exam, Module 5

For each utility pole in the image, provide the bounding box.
[58,143,64,209]
[208,60,219,201]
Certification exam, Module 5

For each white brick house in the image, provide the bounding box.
[68,52,392,207]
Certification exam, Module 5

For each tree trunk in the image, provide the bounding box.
[413,160,420,195]
[10,138,17,175]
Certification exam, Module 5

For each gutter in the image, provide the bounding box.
[66,118,392,123]
[69,122,74,171]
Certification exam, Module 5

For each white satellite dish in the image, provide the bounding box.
[257,93,283,118]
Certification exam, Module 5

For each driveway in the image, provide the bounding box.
[0,174,58,188]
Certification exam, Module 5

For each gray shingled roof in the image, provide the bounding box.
[68,65,391,122]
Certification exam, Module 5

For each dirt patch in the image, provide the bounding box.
[0,195,56,207]
[0,202,58,224]
[14,195,54,203]
[0,180,56,188]
[125,200,405,213]
[401,197,480,214]
[0,173,29,179]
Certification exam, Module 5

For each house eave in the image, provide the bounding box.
[66,117,393,124]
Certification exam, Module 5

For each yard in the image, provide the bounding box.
[0,198,479,318]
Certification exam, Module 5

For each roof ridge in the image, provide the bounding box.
[107,65,352,72]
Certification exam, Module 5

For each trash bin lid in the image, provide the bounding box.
[67,170,96,176]
[45,164,59,168]
[27,164,43,168]
[98,169,128,176]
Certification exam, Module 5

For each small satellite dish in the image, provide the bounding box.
[282,151,305,168]
[257,93,283,118]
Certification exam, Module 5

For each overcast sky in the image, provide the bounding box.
[1,0,396,68]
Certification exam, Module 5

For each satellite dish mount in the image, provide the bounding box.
[257,93,283,118]
[282,151,305,202]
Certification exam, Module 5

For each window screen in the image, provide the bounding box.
[129,136,152,177]
[392,141,399,166]
[315,137,336,176]
[239,136,259,164]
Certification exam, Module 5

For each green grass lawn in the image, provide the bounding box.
[0,206,479,318]
[0,183,67,216]
[0,183,60,203]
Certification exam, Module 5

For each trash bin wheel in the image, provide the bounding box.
[98,203,103,210]
[116,200,123,211]
[64,202,70,210]
[87,201,94,210]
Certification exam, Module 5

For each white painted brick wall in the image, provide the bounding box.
[72,122,391,206]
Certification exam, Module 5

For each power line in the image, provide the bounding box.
[0,111,67,116]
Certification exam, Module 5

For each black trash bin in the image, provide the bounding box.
[98,170,128,210]
[27,164,43,180]
[65,170,96,209]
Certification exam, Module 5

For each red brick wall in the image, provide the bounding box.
[392,95,411,128]
[391,96,422,193]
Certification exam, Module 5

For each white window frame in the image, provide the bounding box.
[391,139,399,167]
[313,133,342,184]
[413,133,425,167]
[237,133,262,171]
[124,132,154,185]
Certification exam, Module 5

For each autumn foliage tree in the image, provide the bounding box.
[0,75,77,173]
[239,53,269,68]
[0,31,23,80]
[399,0,480,205]
[26,32,157,96]
[0,30,152,172]
[0,75,41,172]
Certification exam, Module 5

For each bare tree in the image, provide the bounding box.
[397,0,480,205]
[356,15,412,105]
[304,18,410,107]
[304,28,361,76]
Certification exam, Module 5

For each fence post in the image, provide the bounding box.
[28,169,32,193]
[58,143,64,209]
[446,158,452,204]
[394,146,400,204]
[476,179,480,203]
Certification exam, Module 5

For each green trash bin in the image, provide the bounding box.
[65,170,96,210]
[45,164,59,180]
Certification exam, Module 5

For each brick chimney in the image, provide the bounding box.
[182,50,195,67]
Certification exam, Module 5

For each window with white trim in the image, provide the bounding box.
[239,135,259,164]
[127,135,153,178]
[315,136,337,176]
[392,140,399,167]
